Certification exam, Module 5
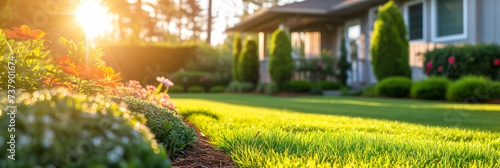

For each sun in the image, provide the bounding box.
[76,0,112,38]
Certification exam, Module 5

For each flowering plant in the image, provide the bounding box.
[106,77,176,111]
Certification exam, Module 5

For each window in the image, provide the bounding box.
[431,0,467,42]
[408,3,423,40]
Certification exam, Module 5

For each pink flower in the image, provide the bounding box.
[200,78,204,82]
[334,64,338,69]
[438,66,443,72]
[426,62,432,69]
[448,57,455,65]
[146,85,156,92]
[317,62,323,67]
[156,76,174,87]
[494,59,500,66]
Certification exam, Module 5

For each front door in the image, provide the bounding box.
[346,22,361,85]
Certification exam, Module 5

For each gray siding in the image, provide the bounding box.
[479,0,500,44]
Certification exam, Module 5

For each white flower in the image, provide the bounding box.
[92,137,102,146]
[42,129,54,148]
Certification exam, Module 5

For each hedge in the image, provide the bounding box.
[209,86,226,93]
[188,86,205,93]
[287,80,314,93]
[317,81,342,90]
[411,77,450,100]
[375,77,412,97]
[446,76,496,101]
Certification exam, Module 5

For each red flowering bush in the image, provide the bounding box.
[423,43,500,80]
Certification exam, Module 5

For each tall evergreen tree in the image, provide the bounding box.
[238,37,259,84]
[338,38,350,85]
[232,34,242,80]
[269,29,293,88]
[370,0,411,81]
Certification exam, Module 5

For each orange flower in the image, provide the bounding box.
[96,66,122,87]
[55,56,80,76]
[41,76,73,90]
[3,25,45,40]
[79,63,104,81]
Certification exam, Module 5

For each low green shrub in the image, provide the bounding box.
[446,76,495,101]
[257,83,266,93]
[309,85,323,95]
[226,81,240,92]
[110,97,196,157]
[265,82,278,95]
[287,80,314,93]
[411,77,451,100]
[0,90,171,167]
[340,87,363,96]
[340,86,350,96]
[210,86,226,93]
[170,71,231,91]
[317,81,342,90]
[375,77,412,97]
[363,85,377,97]
[492,82,500,99]
[238,82,255,92]
[188,86,205,93]
[169,85,184,93]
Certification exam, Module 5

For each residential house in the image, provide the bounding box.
[227,0,500,86]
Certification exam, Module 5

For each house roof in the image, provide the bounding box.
[227,0,386,32]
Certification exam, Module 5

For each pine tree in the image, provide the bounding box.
[238,37,259,84]
[232,34,242,80]
[370,0,411,81]
[269,29,294,89]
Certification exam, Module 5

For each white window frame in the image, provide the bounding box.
[431,0,467,42]
[404,0,427,42]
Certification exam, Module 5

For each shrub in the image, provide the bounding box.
[310,85,323,95]
[257,83,266,93]
[170,71,213,90]
[423,44,500,80]
[411,77,451,100]
[265,82,279,95]
[169,85,185,93]
[210,86,226,93]
[188,86,205,93]
[340,87,363,96]
[238,38,259,84]
[338,38,351,85]
[287,80,314,93]
[340,86,350,96]
[375,77,412,97]
[0,90,171,167]
[446,76,495,101]
[105,80,176,111]
[226,81,241,92]
[238,82,255,92]
[269,29,294,89]
[109,97,196,157]
[317,81,342,90]
[492,82,500,99]
[232,33,242,80]
[363,85,377,97]
[370,1,411,81]
[296,50,337,83]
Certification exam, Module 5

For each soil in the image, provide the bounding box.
[172,119,236,168]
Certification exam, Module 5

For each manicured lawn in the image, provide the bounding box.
[172,93,500,167]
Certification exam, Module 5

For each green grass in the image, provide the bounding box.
[172,93,500,167]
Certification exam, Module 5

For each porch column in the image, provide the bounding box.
[258,32,267,60]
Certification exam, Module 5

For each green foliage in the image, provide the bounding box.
[257,83,266,93]
[170,71,231,91]
[492,82,500,99]
[296,50,337,82]
[309,85,323,95]
[265,82,278,95]
[185,41,232,74]
[423,44,500,80]
[363,85,377,97]
[0,30,52,92]
[287,80,314,93]
[0,90,171,167]
[269,29,294,88]
[238,38,259,84]
[188,86,205,93]
[209,86,226,93]
[446,76,496,101]
[232,34,242,80]
[316,81,342,90]
[411,77,451,100]
[110,96,196,157]
[226,81,254,93]
[340,87,364,97]
[375,77,412,97]
[370,1,411,81]
[169,85,185,93]
[338,39,350,85]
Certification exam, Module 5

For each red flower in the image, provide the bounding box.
[426,69,430,75]
[317,62,323,67]
[3,25,45,40]
[448,57,455,64]
[438,66,443,72]
[426,62,432,69]
[494,59,500,66]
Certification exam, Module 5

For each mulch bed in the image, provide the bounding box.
[172,119,236,168]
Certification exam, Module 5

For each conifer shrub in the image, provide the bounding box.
[238,38,259,84]
[232,34,242,80]
[338,39,350,85]
[269,29,294,89]
[370,1,411,81]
